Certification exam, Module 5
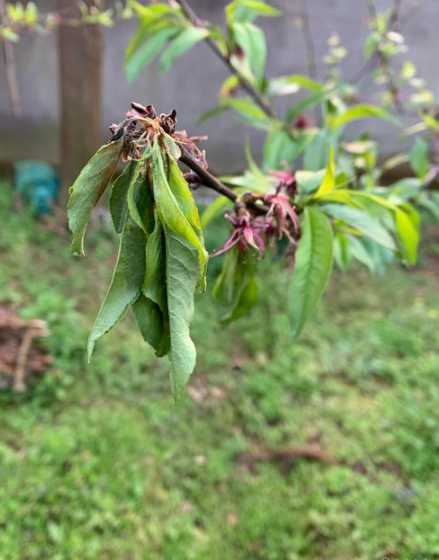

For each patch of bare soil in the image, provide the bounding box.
[0,305,52,392]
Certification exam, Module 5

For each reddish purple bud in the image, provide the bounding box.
[294,115,311,130]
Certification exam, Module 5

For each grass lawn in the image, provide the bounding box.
[0,184,439,559]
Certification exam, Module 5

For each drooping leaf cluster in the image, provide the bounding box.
[68,112,207,398]
[67,0,438,396]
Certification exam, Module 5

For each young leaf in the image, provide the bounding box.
[409,137,429,180]
[87,220,146,360]
[68,140,122,256]
[314,147,336,198]
[329,104,399,130]
[126,27,179,82]
[303,130,330,171]
[223,97,272,128]
[394,207,420,265]
[268,74,323,96]
[165,229,199,397]
[290,207,334,338]
[322,204,396,250]
[233,22,267,87]
[213,248,259,323]
[226,0,280,24]
[160,26,209,72]
[263,128,308,170]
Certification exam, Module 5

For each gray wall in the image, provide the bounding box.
[0,0,438,171]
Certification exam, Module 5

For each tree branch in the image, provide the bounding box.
[298,0,317,80]
[179,150,238,202]
[0,0,22,116]
[173,0,276,119]
[179,149,270,214]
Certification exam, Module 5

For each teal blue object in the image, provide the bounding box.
[14,160,60,216]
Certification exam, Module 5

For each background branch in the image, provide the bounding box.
[0,0,22,116]
[173,0,276,119]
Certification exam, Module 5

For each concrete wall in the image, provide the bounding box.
[0,0,438,171]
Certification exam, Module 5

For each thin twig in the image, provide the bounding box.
[179,149,270,214]
[298,0,317,80]
[0,0,21,116]
[14,328,34,392]
[180,150,238,202]
[173,0,276,119]
[367,0,404,113]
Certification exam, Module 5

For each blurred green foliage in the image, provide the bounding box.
[0,183,439,559]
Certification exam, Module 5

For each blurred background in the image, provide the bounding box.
[1,1,439,559]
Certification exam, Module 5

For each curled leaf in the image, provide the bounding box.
[68,140,122,255]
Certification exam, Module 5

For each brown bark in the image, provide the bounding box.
[58,0,103,203]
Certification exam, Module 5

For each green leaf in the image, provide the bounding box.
[263,128,308,170]
[126,27,179,82]
[201,195,233,228]
[347,235,375,271]
[223,97,271,128]
[303,130,330,171]
[165,229,199,397]
[394,207,420,265]
[322,204,396,250]
[132,295,170,357]
[226,0,280,23]
[109,164,132,234]
[329,104,399,130]
[213,248,259,323]
[289,207,334,338]
[286,90,327,123]
[268,74,323,96]
[68,140,122,256]
[87,220,146,360]
[389,178,423,201]
[232,22,267,86]
[296,170,325,195]
[409,137,429,180]
[314,147,336,198]
[160,26,209,72]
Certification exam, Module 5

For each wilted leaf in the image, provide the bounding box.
[68,140,122,256]
[109,164,132,233]
[165,229,199,397]
[151,143,207,282]
[132,295,170,357]
[87,220,146,360]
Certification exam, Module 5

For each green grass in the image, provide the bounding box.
[1,184,439,559]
